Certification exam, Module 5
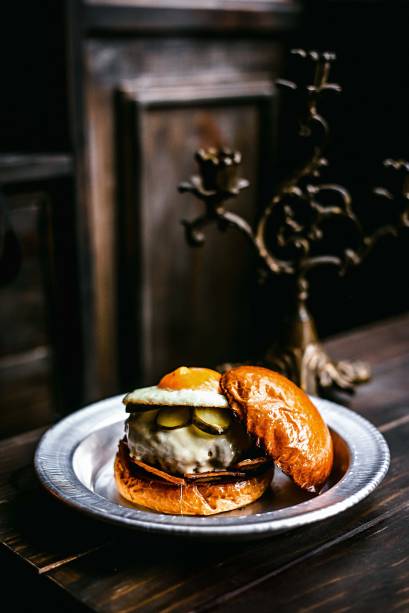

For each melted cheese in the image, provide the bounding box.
[126,413,251,475]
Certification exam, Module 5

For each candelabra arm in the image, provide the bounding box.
[344,159,409,268]
[181,213,216,247]
[311,183,353,212]
[179,148,263,254]
[179,148,296,276]
[183,206,260,251]
[220,210,256,243]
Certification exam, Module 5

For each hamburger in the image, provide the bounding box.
[115,365,333,515]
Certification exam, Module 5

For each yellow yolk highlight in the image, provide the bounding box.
[158,366,221,392]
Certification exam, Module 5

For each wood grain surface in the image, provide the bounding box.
[69,0,298,402]
[0,178,83,438]
[1,314,408,612]
[117,79,276,386]
[0,155,72,185]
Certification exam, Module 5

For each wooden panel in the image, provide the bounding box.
[83,0,301,34]
[1,198,48,355]
[0,193,54,437]
[0,350,53,439]
[0,179,83,438]
[85,0,297,7]
[0,155,72,185]
[118,79,276,385]
[82,34,284,396]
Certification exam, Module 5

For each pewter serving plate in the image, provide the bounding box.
[35,395,390,540]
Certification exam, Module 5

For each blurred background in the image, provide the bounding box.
[1,0,408,438]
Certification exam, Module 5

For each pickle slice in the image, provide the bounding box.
[193,408,231,435]
[137,409,158,424]
[156,407,191,430]
[191,424,214,439]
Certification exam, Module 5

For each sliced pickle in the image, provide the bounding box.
[191,424,214,439]
[193,408,231,435]
[156,407,191,430]
[136,409,158,424]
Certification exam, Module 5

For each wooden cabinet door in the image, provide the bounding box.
[117,78,277,387]
[0,191,54,436]
[71,0,299,396]
[0,176,82,438]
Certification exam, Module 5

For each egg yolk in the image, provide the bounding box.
[158,366,221,392]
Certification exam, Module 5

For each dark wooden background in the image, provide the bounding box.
[0,160,83,438]
[1,0,408,438]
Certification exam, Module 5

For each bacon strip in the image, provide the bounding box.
[130,459,186,485]
[184,470,246,483]
[184,457,272,482]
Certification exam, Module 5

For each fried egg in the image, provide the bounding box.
[123,366,229,408]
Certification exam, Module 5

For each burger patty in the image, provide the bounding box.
[125,411,252,475]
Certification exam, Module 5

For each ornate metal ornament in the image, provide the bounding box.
[179,50,409,395]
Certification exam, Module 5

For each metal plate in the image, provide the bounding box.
[35,395,390,540]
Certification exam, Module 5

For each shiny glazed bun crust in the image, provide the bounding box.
[114,449,274,516]
[220,366,333,492]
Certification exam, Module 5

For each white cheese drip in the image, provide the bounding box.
[126,413,251,475]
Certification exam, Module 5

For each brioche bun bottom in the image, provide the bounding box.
[114,451,274,516]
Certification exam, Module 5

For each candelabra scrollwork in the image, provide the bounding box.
[179,148,252,247]
[179,50,409,395]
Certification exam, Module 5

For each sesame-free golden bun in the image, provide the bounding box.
[114,447,274,516]
[220,366,334,493]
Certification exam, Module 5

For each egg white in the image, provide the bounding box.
[123,385,228,408]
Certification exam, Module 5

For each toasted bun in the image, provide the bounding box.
[220,366,333,492]
[114,449,274,516]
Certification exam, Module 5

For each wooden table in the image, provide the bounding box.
[2,314,409,612]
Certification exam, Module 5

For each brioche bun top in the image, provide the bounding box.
[220,366,333,492]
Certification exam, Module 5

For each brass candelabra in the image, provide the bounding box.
[179,50,409,395]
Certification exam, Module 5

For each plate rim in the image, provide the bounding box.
[34,394,390,538]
